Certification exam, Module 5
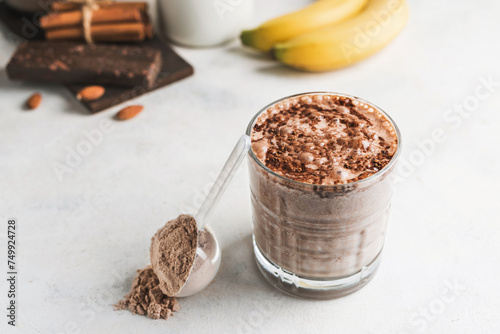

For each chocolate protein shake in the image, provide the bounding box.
[247,92,401,299]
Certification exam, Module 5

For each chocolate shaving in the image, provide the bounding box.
[251,95,398,185]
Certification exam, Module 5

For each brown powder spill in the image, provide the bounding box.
[150,214,198,296]
[114,266,180,320]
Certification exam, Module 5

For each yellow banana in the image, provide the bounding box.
[241,0,369,52]
[273,0,409,71]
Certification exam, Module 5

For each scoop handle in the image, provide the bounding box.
[196,134,251,229]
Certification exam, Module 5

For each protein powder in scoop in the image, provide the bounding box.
[150,214,198,296]
[116,214,218,319]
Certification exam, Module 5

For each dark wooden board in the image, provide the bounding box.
[0,2,194,113]
[66,38,193,112]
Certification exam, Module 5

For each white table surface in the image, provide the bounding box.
[1,0,499,333]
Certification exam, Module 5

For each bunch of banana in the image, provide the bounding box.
[241,0,369,52]
[241,0,409,72]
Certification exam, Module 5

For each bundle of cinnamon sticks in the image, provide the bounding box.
[40,1,153,43]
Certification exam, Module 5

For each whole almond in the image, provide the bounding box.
[76,86,105,101]
[116,105,144,120]
[26,93,42,110]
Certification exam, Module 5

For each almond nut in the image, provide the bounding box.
[26,93,42,110]
[76,86,105,101]
[116,105,144,120]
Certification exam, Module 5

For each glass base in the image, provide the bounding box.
[253,236,382,300]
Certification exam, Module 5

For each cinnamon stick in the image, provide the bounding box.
[51,2,148,12]
[141,13,153,39]
[45,23,147,42]
[40,8,143,29]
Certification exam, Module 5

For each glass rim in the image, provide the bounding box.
[245,92,402,189]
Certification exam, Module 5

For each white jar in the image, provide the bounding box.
[158,0,254,47]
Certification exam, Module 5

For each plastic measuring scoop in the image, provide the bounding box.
[174,134,251,297]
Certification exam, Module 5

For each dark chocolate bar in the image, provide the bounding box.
[6,41,162,88]
[66,38,194,113]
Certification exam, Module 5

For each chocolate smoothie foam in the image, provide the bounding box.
[247,93,400,290]
[251,94,397,185]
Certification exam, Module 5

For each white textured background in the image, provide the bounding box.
[1,0,499,333]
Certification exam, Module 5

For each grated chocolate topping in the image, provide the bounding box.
[250,94,398,185]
